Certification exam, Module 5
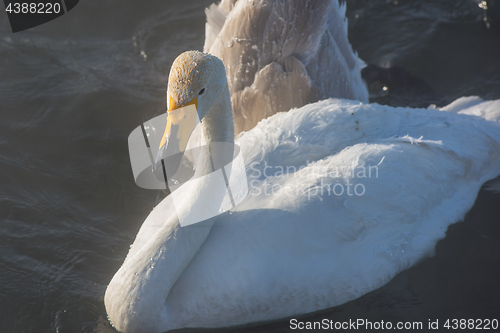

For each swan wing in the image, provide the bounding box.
[440,96,500,122]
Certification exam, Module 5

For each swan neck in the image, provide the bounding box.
[105,84,235,333]
[201,83,234,144]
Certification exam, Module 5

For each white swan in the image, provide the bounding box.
[104,2,500,333]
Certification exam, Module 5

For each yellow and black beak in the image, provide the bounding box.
[153,96,199,185]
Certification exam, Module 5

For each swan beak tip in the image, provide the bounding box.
[159,98,198,151]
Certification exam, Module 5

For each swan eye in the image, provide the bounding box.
[198,88,206,96]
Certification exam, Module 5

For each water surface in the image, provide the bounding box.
[0,1,499,332]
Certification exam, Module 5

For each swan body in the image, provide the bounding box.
[105,83,500,332]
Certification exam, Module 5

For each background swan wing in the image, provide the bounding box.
[204,0,369,134]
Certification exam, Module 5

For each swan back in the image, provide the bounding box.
[204,0,369,134]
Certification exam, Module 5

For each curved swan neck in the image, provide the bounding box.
[105,84,234,333]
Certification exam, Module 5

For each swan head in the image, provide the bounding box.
[167,50,230,126]
[163,50,233,145]
[154,51,234,182]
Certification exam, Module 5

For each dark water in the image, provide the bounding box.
[0,1,499,332]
